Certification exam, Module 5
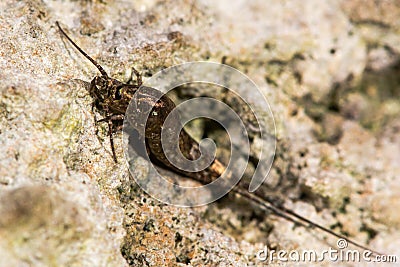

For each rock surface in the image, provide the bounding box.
[0,0,399,266]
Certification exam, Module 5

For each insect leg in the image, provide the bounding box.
[97,114,125,124]
[106,114,118,163]
[131,67,142,87]
[96,114,124,162]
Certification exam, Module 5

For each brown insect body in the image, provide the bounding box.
[56,22,381,255]
[125,85,225,184]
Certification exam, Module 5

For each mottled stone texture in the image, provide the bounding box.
[0,0,399,266]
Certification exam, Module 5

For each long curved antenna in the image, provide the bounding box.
[56,21,109,78]
[234,187,384,256]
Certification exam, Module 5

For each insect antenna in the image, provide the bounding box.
[234,187,384,256]
[56,21,109,78]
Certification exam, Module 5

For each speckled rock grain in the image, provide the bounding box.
[0,0,399,266]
